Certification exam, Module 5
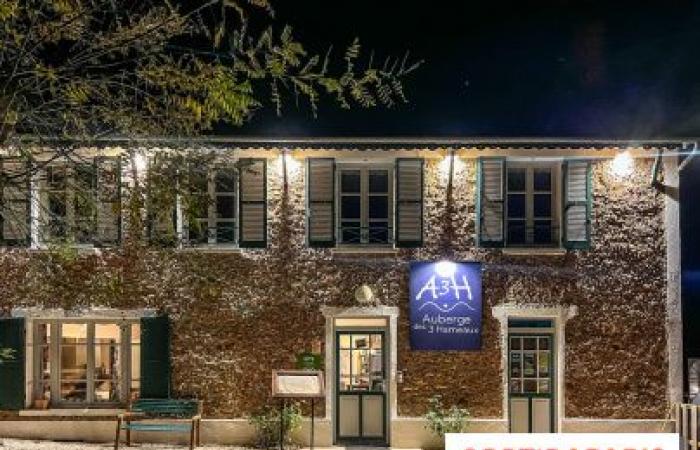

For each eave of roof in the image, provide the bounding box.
[12,135,698,150]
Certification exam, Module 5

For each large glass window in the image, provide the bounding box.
[338,166,392,245]
[183,166,237,246]
[34,320,140,406]
[38,160,120,246]
[506,165,559,246]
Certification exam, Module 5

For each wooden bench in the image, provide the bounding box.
[114,398,202,450]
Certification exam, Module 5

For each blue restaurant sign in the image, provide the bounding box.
[409,261,482,350]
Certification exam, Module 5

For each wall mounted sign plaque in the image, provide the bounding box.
[271,369,325,398]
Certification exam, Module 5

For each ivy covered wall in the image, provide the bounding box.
[0,151,667,420]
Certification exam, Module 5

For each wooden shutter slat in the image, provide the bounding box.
[564,161,591,249]
[95,157,121,245]
[239,159,266,247]
[395,158,423,247]
[1,160,30,246]
[147,155,177,246]
[478,158,505,246]
[140,315,171,399]
[0,317,25,410]
[307,158,335,246]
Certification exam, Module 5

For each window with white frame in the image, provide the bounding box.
[182,165,237,246]
[338,165,393,245]
[37,160,120,246]
[33,320,140,405]
[505,163,560,246]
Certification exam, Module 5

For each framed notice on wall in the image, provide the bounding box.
[271,370,325,398]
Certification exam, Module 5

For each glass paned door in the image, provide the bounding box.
[60,323,88,402]
[509,334,554,432]
[336,331,387,444]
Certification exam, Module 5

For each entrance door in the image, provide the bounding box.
[508,334,554,432]
[336,331,387,445]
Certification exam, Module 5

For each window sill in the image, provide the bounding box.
[331,246,399,258]
[19,408,125,417]
[501,247,567,256]
[177,246,242,254]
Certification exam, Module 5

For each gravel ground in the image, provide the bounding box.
[0,439,238,450]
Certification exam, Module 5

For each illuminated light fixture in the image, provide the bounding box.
[611,150,634,178]
[435,260,457,278]
[133,153,147,174]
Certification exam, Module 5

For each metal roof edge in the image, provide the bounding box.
[8,135,697,149]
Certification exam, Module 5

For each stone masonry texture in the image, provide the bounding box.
[0,150,668,420]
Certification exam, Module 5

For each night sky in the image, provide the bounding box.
[236,1,700,384]
[238,0,700,138]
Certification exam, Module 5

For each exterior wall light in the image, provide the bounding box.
[132,152,147,175]
[435,260,457,278]
[611,150,634,178]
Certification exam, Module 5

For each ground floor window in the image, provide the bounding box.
[34,320,140,406]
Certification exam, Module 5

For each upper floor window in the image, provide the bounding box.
[339,166,393,245]
[505,164,559,246]
[478,158,591,249]
[183,165,237,246]
[307,158,423,248]
[38,159,121,246]
[147,156,266,249]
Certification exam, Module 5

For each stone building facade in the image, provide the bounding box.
[0,139,683,447]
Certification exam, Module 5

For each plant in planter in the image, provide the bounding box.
[249,402,303,449]
[33,398,50,410]
[424,394,471,445]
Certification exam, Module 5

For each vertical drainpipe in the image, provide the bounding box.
[664,148,683,410]
[282,148,289,193]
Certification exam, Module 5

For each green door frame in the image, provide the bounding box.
[507,333,555,433]
[335,330,388,445]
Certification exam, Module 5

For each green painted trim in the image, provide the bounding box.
[476,157,506,247]
[563,160,592,250]
[395,158,424,248]
[507,333,555,433]
[238,158,267,248]
[0,317,26,410]
[0,158,31,247]
[334,330,387,445]
[140,315,171,399]
[307,158,336,248]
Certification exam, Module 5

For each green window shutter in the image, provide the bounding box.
[395,158,423,247]
[477,157,505,247]
[146,155,177,246]
[94,157,121,246]
[0,159,31,247]
[239,158,267,248]
[0,317,25,410]
[307,158,335,247]
[140,315,171,399]
[563,160,592,249]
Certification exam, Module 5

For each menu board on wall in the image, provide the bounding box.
[409,261,483,350]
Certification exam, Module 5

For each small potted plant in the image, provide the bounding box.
[33,397,50,410]
[424,394,470,449]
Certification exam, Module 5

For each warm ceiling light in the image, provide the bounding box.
[611,150,634,178]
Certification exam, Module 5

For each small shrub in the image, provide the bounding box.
[424,394,470,440]
[249,402,303,449]
[0,348,15,362]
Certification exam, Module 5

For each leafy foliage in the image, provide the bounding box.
[0,0,420,237]
[424,394,471,439]
[248,402,303,449]
[0,347,14,362]
[0,0,420,145]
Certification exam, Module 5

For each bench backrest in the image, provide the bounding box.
[130,399,200,418]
